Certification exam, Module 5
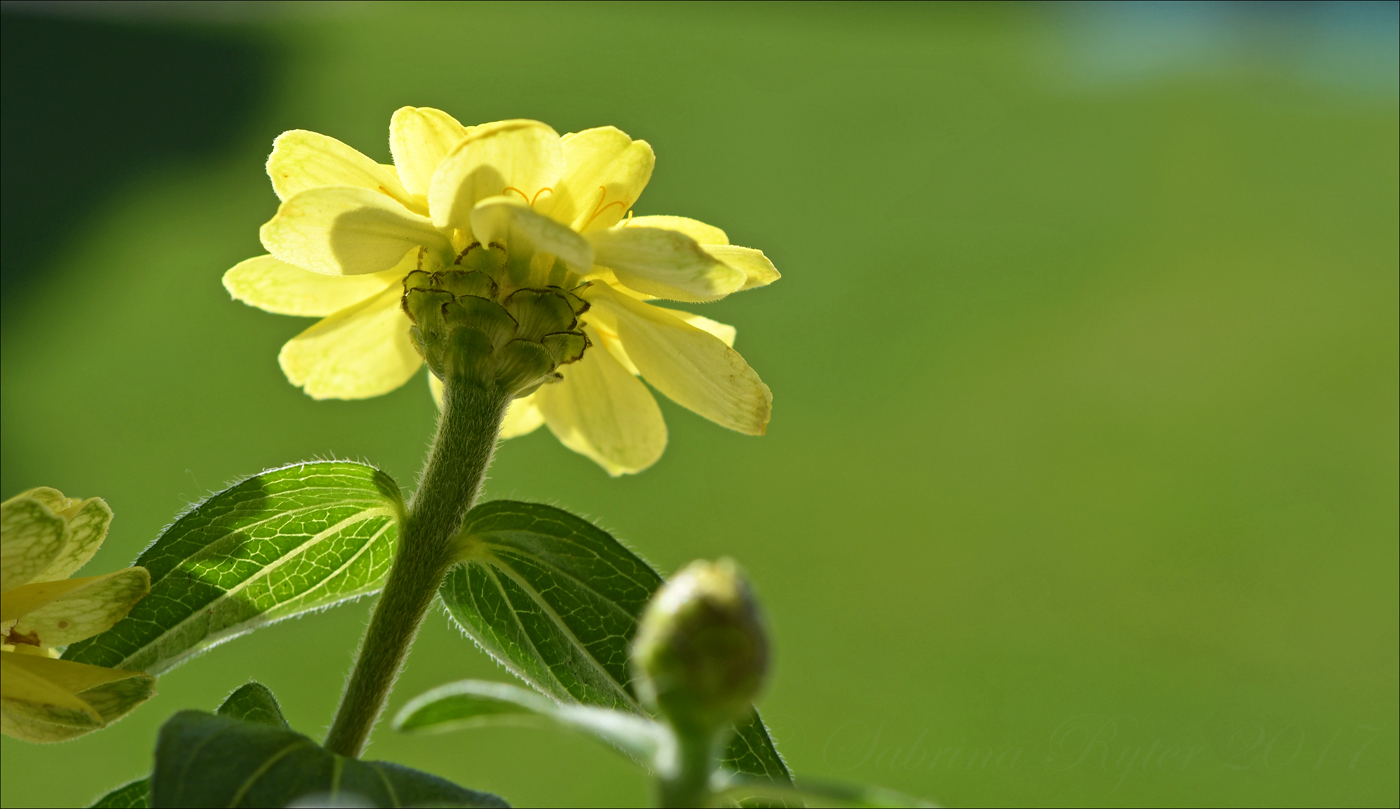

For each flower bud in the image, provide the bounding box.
[631,558,769,738]
[401,244,591,397]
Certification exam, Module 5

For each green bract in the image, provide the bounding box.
[64,462,402,674]
[402,263,590,396]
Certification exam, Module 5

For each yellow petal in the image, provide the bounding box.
[10,567,150,646]
[588,227,746,303]
[389,107,472,198]
[590,287,771,435]
[0,498,69,594]
[656,308,737,347]
[260,186,451,277]
[278,283,422,400]
[501,395,547,439]
[2,653,154,743]
[11,488,78,516]
[427,376,544,439]
[1,654,99,720]
[31,497,110,583]
[625,215,728,245]
[267,130,419,212]
[3,652,142,698]
[579,309,640,374]
[2,576,88,622]
[536,326,667,476]
[5,645,58,658]
[471,196,594,271]
[429,119,563,236]
[703,245,780,290]
[554,127,655,233]
[224,255,404,317]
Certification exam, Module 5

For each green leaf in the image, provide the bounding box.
[438,501,794,787]
[63,461,402,675]
[152,710,508,808]
[713,772,939,808]
[217,680,289,728]
[395,679,667,764]
[90,779,149,809]
[90,681,292,808]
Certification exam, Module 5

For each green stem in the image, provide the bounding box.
[656,729,719,808]
[323,378,509,758]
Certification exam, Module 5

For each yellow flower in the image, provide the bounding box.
[1,488,153,743]
[224,108,779,475]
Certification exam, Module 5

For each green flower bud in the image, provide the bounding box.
[631,558,770,738]
[401,243,591,396]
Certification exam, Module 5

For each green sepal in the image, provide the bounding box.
[151,710,508,808]
[444,295,516,347]
[564,282,593,314]
[541,331,589,365]
[63,461,403,675]
[503,288,576,339]
[495,339,555,392]
[457,242,507,276]
[438,501,795,791]
[404,287,454,333]
[447,327,496,380]
[437,269,499,299]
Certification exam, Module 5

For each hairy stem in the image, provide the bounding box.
[323,378,509,758]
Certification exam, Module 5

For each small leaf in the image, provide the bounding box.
[90,778,150,808]
[713,772,939,808]
[217,680,289,728]
[152,710,508,808]
[438,501,794,788]
[395,679,667,764]
[63,462,403,675]
[89,681,287,808]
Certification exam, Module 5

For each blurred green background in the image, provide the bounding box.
[2,2,1396,806]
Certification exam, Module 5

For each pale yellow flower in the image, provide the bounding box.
[1,488,153,742]
[225,108,779,474]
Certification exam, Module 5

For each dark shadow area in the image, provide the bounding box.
[0,9,278,301]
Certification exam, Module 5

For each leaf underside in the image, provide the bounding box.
[437,500,795,790]
[64,462,403,675]
[395,679,667,764]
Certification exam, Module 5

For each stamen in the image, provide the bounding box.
[503,186,555,208]
[583,186,626,229]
